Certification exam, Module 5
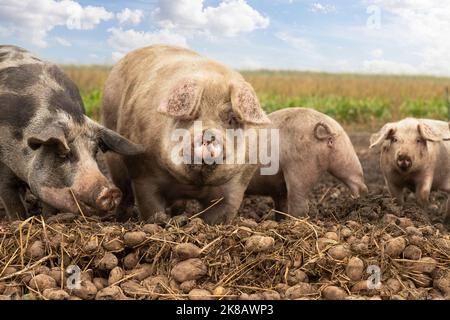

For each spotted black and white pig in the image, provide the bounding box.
[0,45,143,220]
[370,118,450,225]
[102,45,271,224]
[246,108,368,218]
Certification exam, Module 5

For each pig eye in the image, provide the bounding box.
[417,138,425,144]
[391,137,398,143]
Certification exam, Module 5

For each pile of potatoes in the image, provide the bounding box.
[0,212,448,300]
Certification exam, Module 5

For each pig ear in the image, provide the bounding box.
[417,122,441,142]
[369,123,396,149]
[157,79,203,119]
[230,82,270,125]
[98,127,145,156]
[27,126,70,154]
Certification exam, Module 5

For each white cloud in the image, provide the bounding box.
[116,8,144,26]
[370,48,383,59]
[310,3,336,14]
[152,0,269,38]
[275,32,315,52]
[0,0,113,47]
[54,36,72,47]
[107,27,188,61]
[362,0,450,75]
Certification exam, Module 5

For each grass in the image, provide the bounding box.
[61,66,450,129]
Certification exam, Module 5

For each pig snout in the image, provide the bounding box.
[193,130,223,164]
[397,154,412,171]
[95,187,122,211]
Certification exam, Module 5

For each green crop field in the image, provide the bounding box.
[62,66,450,130]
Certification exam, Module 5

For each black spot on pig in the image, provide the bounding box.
[48,89,84,124]
[46,65,85,112]
[0,64,43,90]
[0,93,37,131]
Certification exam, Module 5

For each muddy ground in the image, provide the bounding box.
[0,133,449,300]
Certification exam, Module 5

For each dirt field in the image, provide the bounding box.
[0,133,449,300]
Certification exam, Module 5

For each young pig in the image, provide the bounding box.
[0,45,143,220]
[370,118,450,225]
[102,45,270,224]
[246,108,368,217]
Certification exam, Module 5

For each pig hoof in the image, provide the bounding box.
[96,188,122,211]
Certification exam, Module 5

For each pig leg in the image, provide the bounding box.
[414,175,432,208]
[284,169,317,217]
[385,178,404,205]
[273,196,288,220]
[0,163,28,220]
[106,153,135,221]
[200,170,254,225]
[132,177,167,222]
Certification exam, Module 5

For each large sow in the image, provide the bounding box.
[370,117,450,225]
[246,108,368,217]
[0,45,143,220]
[102,45,270,224]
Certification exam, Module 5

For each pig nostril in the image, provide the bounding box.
[96,188,122,211]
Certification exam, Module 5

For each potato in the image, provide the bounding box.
[346,257,364,281]
[340,227,352,239]
[324,232,339,241]
[322,286,348,300]
[398,217,413,228]
[102,238,124,252]
[48,268,63,286]
[247,293,264,300]
[0,282,5,294]
[285,283,313,299]
[35,265,50,275]
[245,235,275,252]
[26,240,45,260]
[328,245,351,260]
[123,231,147,247]
[83,237,99,253]
[317,237,337,251]
[108,267,125,286]
[403,245,422,260]
[239,218,258,228]
[174,243,201,260]
[405,226,422,237]
[188,288,214,300]
[239,293,250,300]
[120,280,146,298]
[123,251,139,270]
[95,286,127,300]
[180,280,197,294]
[22,293,37,300]
[433,277,450,295]
[236,227,253,239]
[259,220,278,230]
[29,274,57,291]
[385,237,406,257]
[93,277,108,291]
[43,288,70,300]
[97,252,118,270]
[212,286,228,297]
[170,258,207,282]
[411,257,437,274]
[287,269,309,285]
[143,275,169,299]
[71,280,97,300]
[262,290,281,300]
[129,264,153,281]
[81,270,93,282]
[386,278,402,294]
[142,224,163,235]
[2,266,17,276]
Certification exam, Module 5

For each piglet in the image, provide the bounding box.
[370,117,450,225]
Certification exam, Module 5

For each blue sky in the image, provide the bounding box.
[1,0,449,76]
